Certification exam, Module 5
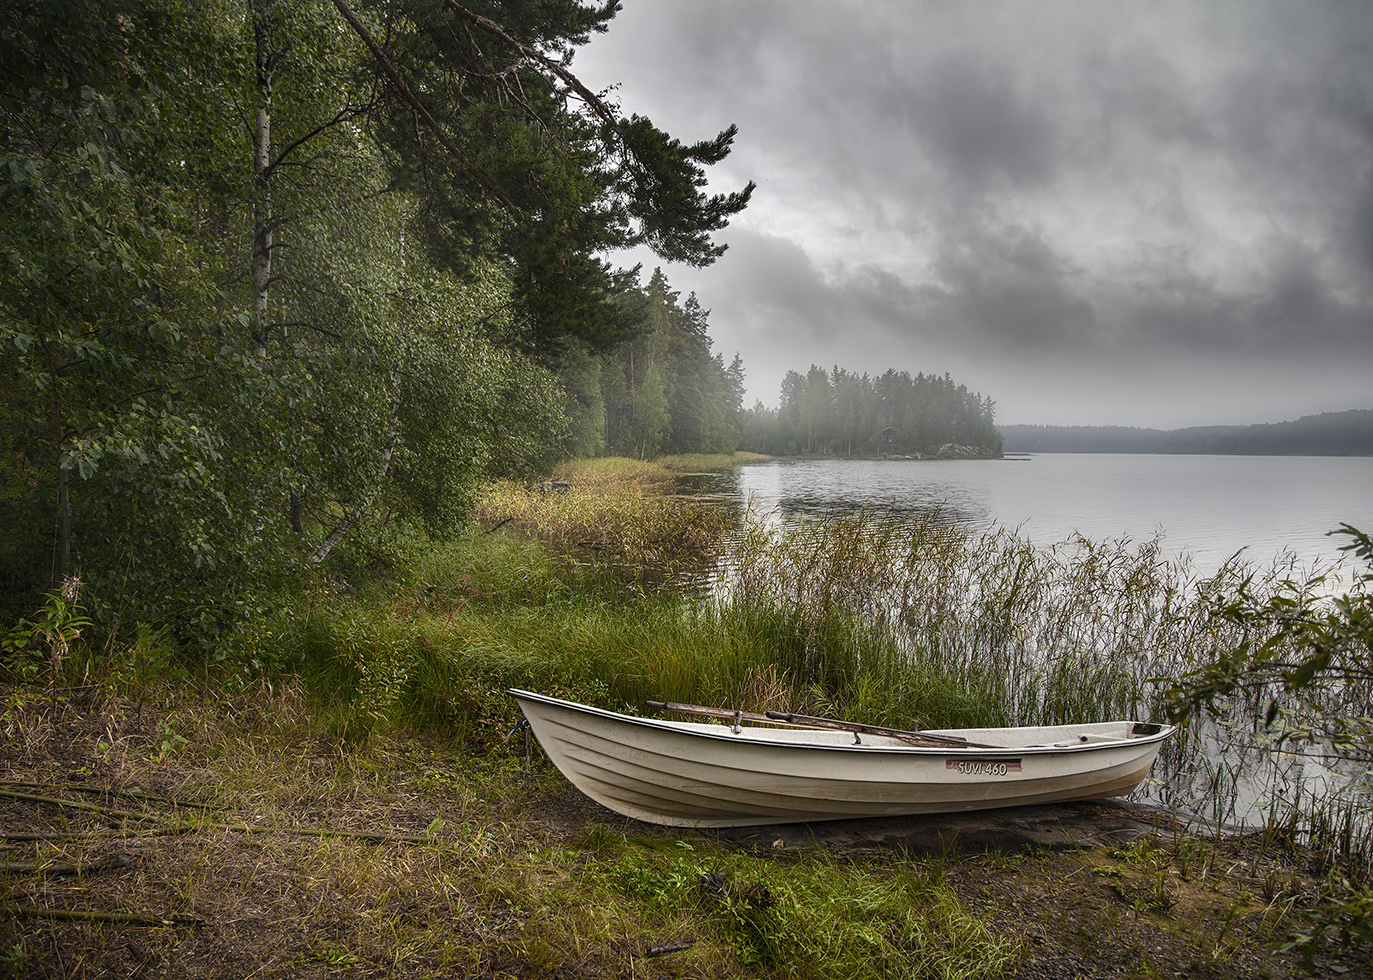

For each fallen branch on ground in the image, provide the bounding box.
[0,780,225,811]
[1,906,203,927]
[0,853,132,876]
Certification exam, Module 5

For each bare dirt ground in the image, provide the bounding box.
[723,805,1369,980]
[2,688,1368,979]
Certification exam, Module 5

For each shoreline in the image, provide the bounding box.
[2,681,1365,979]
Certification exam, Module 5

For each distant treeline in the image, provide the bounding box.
[564,273,1003,460]
[1001,410,1373,455]
[736,367,1002,457]
[559,270,745,460]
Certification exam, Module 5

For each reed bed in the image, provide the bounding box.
[713,507,1372,864]
[717,507,1252,728]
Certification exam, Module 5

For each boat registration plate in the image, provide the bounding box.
[947,759,1022,776]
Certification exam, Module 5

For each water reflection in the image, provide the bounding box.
[730,459,993,527]
[725,455,1373,583]
[667,469,744,498]
[1140,716,1367,836]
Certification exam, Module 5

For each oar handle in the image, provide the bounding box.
[644,701,773,726]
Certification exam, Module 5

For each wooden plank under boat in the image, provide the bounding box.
[508,688,1176,828]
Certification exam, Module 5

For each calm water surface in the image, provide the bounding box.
[697,453,1373,579]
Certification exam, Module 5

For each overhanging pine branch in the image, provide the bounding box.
[441,0,619,127]
[329,0,517,213]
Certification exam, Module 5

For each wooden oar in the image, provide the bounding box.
[762,710,992,748]
[644,700,995,749]
[645,701,790,731]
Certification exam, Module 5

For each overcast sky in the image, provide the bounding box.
[573,0,1373,427]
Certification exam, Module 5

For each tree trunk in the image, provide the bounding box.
[251,105,272,350]
[250,0,277,352]
[289,491,304,534]
[251,0,304,535]
[309,399,401,565]
[41,330,70,582]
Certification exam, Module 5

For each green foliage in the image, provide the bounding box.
[1,0,749,632]
[1163,525,1373,761]
[593,843,1017,977]
[598,269,740,457]
[1163,525,1373,962]
[0,0,232,604]
[0,942,24,980]
[546,345,606,459]
[1282,871,1373,970]
[364,0,753,351]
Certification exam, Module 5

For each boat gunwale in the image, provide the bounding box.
[507,688,1176,758]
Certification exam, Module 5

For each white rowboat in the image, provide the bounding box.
[509,689,1175,828]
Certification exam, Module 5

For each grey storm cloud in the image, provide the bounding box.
[928,227,1097,348]
[575,0,1373,425]
[905,60,1060,191]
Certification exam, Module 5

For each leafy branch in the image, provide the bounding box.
[1161,524,1373,963]
[1163,525,1373,734]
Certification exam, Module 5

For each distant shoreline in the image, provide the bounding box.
[769,445,1003,462]
[999,408,1372,456]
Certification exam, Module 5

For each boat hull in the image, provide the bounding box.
[509,689,1174,828]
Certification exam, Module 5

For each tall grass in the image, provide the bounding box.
[220,478,1368,857]
[238,505,1221,733]
[715,507,1370,856]
[719,506,1257,728]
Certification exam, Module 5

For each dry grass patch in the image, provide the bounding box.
[476,473,733,583]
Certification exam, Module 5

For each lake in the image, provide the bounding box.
[693,453,1373,582]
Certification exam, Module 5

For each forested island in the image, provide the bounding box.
[736,368,1002,458]
[1001,409,1373,455]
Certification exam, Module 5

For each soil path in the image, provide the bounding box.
[716,799,1166,856]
